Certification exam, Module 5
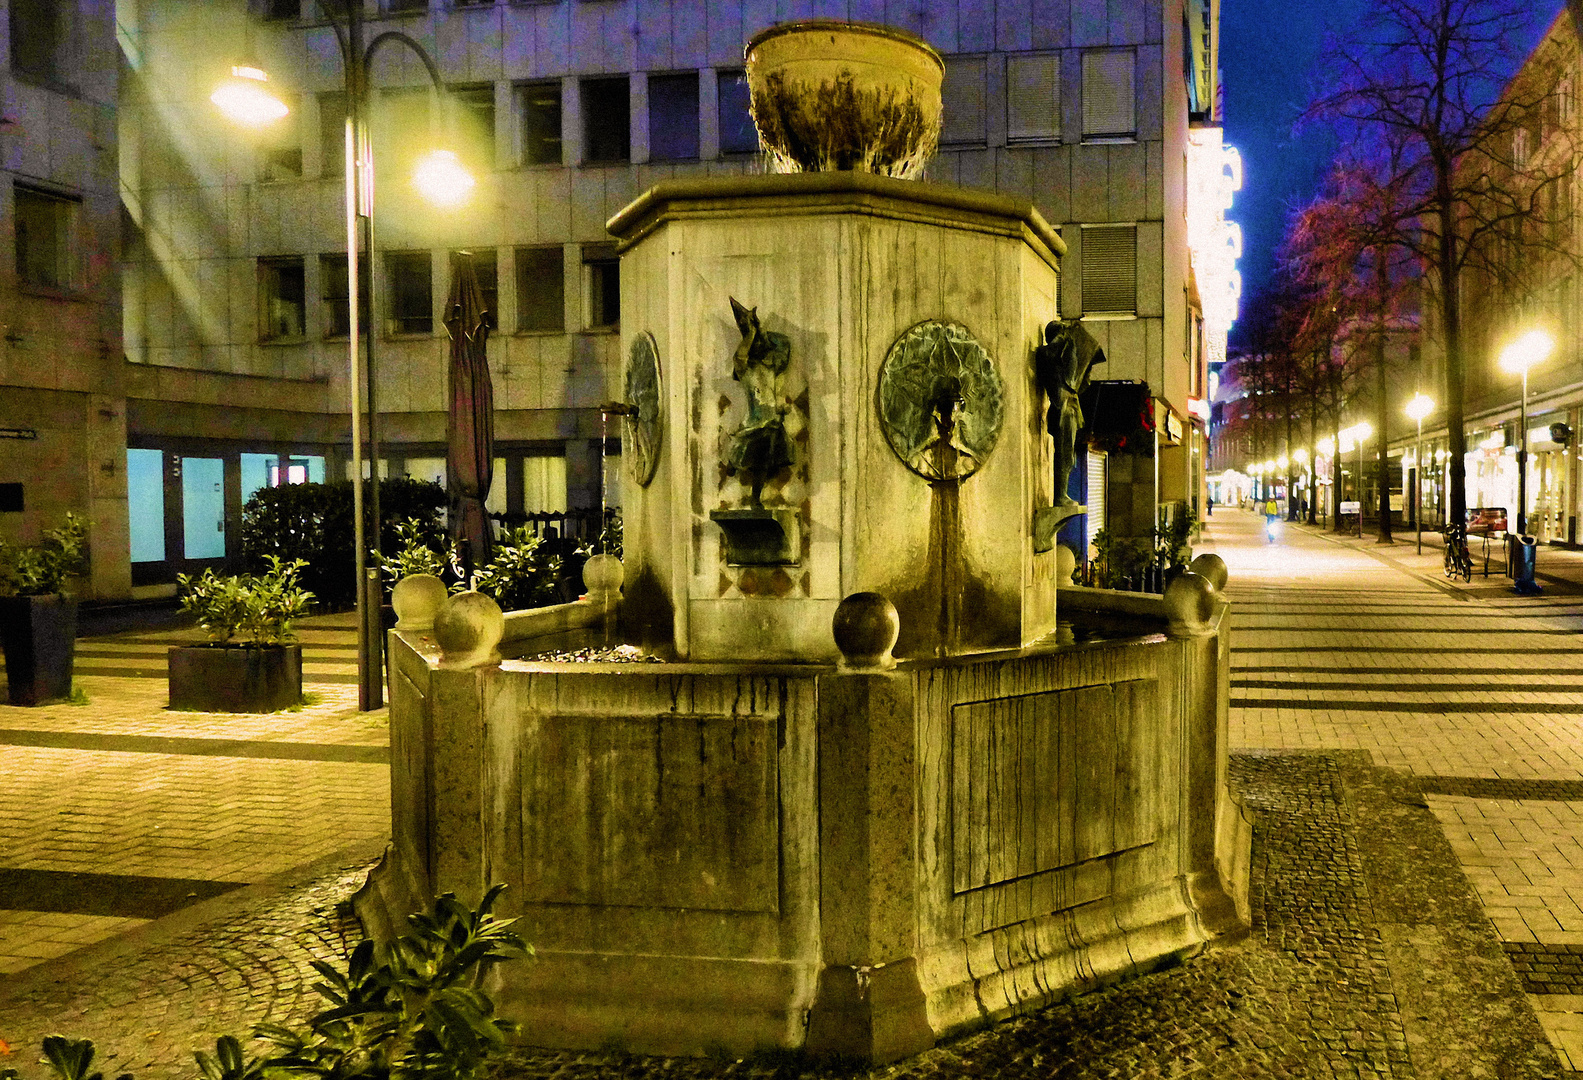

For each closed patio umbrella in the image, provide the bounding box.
[444,250,494,573]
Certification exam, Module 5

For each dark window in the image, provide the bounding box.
[260,257,307,340]
[1082,49,1136,141]
[581,77,630,164]
[648,72,699,161]
[516,246,565,332]
[388,251,433,335]
[15,185,76,290]
[379,87,430,178]
[386,0,426,12]
[452,249,498,330]
[320,253,369,338]
[258,96,302,181]
[520,81,563,165]
[451,84,496,170]
[583,244,619,329]
[716,69,758,155]
[10,0,66,85]
[319,92,347,178]
[260,0,299,20]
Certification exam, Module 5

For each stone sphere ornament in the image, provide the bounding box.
[391,573,448,631]
[434,590,505,669]
[745,20,944,180]
[878,320,1005,482]
[832,591,901,670]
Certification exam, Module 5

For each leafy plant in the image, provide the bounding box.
[178,557,313,646]
[0,513,89,598]
[1090,528,1156,589]
[574,509,624,562]
[468,527,561,612]
[1,887,529,1080]
[241,480,446,610]
[379,518,454,586]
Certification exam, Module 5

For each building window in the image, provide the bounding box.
[320,254,368,338]
[939,56,987,145]
[519,81,563,165]
[515,246,565,332]
[1513,127,1531,168]
[386,0,426,13]
[14,185,77,291]
[523,455,568,514]
[451,249,498,331]
[257,95,302,181]
[717,70,757,155]
[1082,50,1136,141]
[319,92,347,178]
[582,76,630,164]
[583,244,619,329]
[451,83,496,171]
[10,0,69,85]
[259,257,307,340]
[1006,53,1060,143]
[1080,225,1137,315]
[1559,78,1575,126]
[648,72,699,161]
[259,0,299,20]
[379,88,431,177]
[387,251,433,335]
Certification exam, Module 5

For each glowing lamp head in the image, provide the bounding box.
[211,66,289,126]
[1293,448,1309,465]
[1405,393,1435,423]
[1351,421,1373,443]
[1317,437,1334,458]
[1277,455,1288,471]
[1500,329,1554,376]
[411,150,475,208]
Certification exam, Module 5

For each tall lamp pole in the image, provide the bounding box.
[214,6,472,710]
[1405,394,1434,556]
[1500,331,1555,538]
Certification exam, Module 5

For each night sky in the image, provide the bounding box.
[1219,0,1560,345]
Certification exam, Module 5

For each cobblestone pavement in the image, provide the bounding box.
[4,519,1583,1078]
[0,612,387,975]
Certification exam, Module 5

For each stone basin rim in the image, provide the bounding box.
[744,18,946,72]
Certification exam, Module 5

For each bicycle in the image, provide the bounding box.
[1442,522,1472,582]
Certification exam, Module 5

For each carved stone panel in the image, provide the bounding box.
[951,680,1158,894]
[624,331,663,486]
[877,319,1004,482]
[521,712,780,913]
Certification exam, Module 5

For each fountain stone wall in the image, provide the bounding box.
[609,171,1064,662]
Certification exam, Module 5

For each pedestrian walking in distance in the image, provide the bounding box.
[1265,496,1280,542]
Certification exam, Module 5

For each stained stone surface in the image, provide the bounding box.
[1,754,1564,1080]
[876,320,1005,482]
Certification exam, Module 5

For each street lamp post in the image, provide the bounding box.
[1499,330,1555,538]
[1405,393,1434,555]
[214,5,473,710]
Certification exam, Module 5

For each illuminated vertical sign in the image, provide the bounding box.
[1186,126,1242,366]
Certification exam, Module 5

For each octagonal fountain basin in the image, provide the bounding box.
[745,19,943,179]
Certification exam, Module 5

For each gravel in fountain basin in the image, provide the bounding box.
[515,644,665,664]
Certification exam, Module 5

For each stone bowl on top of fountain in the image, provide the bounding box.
[745,20,943,180]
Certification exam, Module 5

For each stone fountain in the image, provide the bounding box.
[360,20,1250,1065]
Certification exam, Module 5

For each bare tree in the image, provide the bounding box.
[1304,0,1576,528]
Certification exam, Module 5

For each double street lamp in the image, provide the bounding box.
[1339,422,1373,538]
[1405,393,1434,555]
[214,5,475,710]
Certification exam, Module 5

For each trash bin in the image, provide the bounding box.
[1511,533,1541,595]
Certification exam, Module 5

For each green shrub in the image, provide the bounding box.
[1,886,529,1080]
[0,512,89,598]
[178,557,313,645]
[469,526,561,611]
[379,518,455,586]
[241,480,446,610]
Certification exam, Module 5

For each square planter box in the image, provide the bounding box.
[168,644,303,713]
[0,594,78,706]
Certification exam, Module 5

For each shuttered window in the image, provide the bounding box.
[1086,451,1107,547]
[1007,54,1060,143]
[940,56,987,145]
[1082,49,1136,140]
[1081,225,1137,315]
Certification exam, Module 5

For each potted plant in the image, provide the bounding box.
[170,556,313,712]
[0,512,88,705]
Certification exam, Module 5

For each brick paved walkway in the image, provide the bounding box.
[4,521,1583,1078]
